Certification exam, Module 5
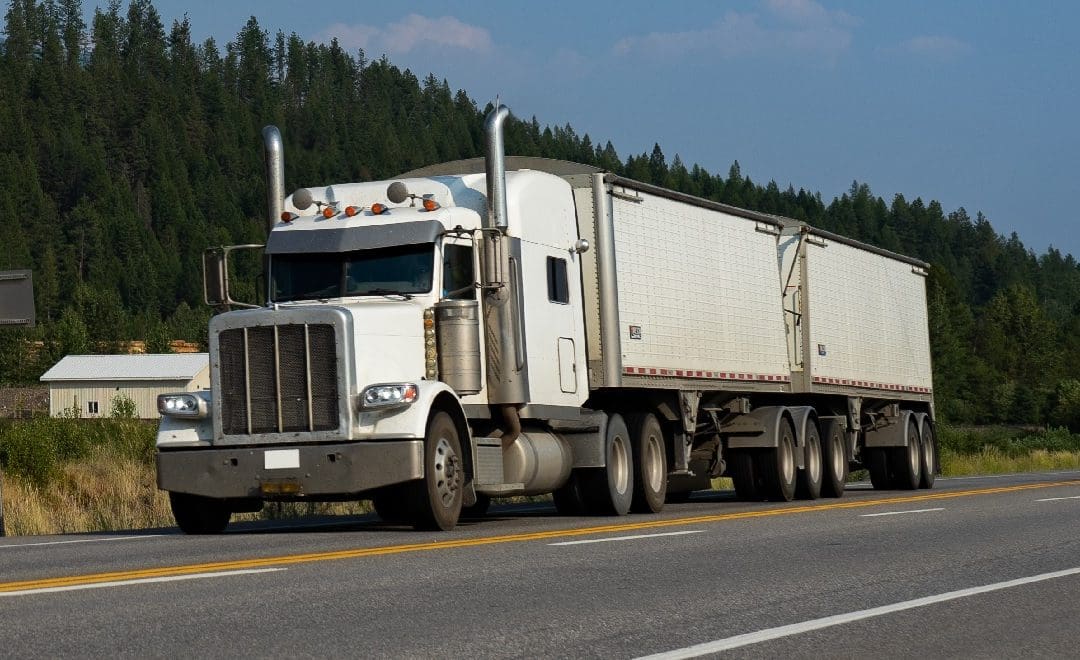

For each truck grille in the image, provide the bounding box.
[218,324,339,435]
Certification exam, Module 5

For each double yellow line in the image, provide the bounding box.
[2,479,1078,594]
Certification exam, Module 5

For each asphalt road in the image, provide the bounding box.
[2,470,1080,658]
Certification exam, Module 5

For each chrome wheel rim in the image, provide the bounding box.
[433,437,462,507]
[830,433,845,480]
[807,433,822,484]
[781,434,795,484]
[645,433,664,493]
[611,433,630,495]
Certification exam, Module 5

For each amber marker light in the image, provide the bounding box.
[322,206,338,219]
[371,203,388,215]
[345,206,361,217]
[422,198,440,211]
[280,212,298,223]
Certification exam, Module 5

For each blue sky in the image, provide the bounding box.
[89,1,1080,259]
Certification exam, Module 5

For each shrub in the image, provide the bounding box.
[0,416,157,488]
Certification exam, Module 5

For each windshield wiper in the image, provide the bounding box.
[361,288,414,300]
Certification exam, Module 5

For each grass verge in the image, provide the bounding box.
[1,422,1078,536]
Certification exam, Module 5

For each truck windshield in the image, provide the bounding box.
[271,243,435,301]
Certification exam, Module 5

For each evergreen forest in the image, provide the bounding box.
[0,0,1078,429]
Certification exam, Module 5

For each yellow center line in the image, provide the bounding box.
[2,479,1078,593]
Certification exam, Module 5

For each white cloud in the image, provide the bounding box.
[765,0,858,28]
[316,14,492,56]
[613,0,857,61]
[898,35,973,60]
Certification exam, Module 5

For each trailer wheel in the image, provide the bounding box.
[867,448,892,490]
[919,422,937,489]
[889,417,922,491]
[795,420,823,500]
[407,411,464,531]
[819,419,848,498]
[759,418,797,501]
[553,472,586,515]
[628,413,667,513]
[731,450,761,501]
[580,413,634,515]
[169,492,231,535]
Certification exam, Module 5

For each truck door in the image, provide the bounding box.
[546,255,577,394]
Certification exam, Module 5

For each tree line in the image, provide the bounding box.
[0,0,1077,428]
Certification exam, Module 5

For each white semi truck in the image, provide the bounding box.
[156,106,936,533]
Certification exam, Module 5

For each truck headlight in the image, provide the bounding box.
[360,383,419,409]
[158,393,208,418]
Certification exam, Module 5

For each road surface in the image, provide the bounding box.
[2,470,1079,658]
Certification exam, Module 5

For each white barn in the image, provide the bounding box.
[40,354,209,419]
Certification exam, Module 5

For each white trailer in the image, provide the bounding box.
[156,106,936,533]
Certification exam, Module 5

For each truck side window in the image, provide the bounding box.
[547,256,569,304]
[442,244,475,299]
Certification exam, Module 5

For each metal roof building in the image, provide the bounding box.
[40,354,209,419]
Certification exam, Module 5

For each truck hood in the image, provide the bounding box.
[339,298,429,387]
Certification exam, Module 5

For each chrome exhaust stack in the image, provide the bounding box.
[481,105,527,414]
[262,125,284,234]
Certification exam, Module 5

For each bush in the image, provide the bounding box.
[0,416,157,488]
[938,424,1080,458]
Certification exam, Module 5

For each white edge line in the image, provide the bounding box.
[1036,495,1080,502]
[636,566,1080,659]
[0,568,287,598]
[550,530,704,546]
[859,508,944,518]
[0,535,164,550]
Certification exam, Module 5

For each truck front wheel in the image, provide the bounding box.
[408,411,464,531]
[169,492,231,535]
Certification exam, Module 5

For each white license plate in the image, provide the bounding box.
[264,449,300,470]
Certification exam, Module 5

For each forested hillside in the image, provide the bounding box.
[0,0,1077,428]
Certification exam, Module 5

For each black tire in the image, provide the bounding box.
[580,413,634,515]
[407,411,464,531]
[867,448,892,490]
[919,420,937,489]
[461,493,491,519]
[759,418,797,502]
[731,449,761,501]
[819,419,848,498]
[628,413,667,513]
[553,472,587,515]
[795,420,823,500]
[372,485,411,523]
[169,492,231,535]
[889,417,922,491]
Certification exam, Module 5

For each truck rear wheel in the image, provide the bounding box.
[889,418,922,490]
[919,422,937,489]
[407,411,464,531]
[867,448,892,489]
[169,492,231,534]
[731,450,761,501]
[628,413,667,513]
[795,420,823,500]
[758,418,797,501]
[581,413,634,515]
[819,419,848,498]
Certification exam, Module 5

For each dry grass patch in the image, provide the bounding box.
[1,448,172,536]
